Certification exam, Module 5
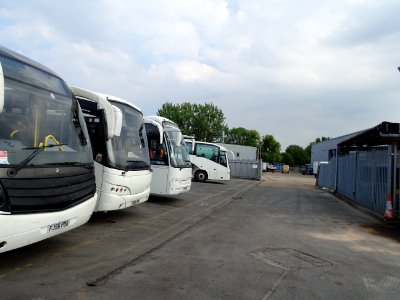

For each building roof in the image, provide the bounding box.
[338,121,400,153]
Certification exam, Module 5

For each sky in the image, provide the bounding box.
[1,0,400,150]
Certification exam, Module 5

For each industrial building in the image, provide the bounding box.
[316,121,400,220]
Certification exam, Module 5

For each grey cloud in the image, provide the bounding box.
[326,1,400,47]
[2,0,400,150]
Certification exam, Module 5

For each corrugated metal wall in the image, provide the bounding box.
[229,160,262,180]
[317,161,336,191]
[353,148,389,215]
[318,146,391,216]
[337,152,357,200]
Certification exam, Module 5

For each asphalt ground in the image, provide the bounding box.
[1,172,400,299]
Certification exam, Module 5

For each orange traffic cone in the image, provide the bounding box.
[384,194,394,219]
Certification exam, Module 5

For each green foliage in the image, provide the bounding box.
[281,152,294,165]
[225,127,260,147]
[158,103,332,160]
[158,102,226,142]
[285,144,308,165]
[315,136,330,143]
[304,143,312,161]
[260,135,281,163]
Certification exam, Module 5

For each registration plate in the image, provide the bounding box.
[48,220,70,232]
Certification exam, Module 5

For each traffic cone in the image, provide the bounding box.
[384,194,394,219]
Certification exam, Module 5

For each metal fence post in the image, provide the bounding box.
[393,142,397,214]
[384,145,394,218]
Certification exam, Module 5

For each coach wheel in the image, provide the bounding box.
[194,170,207,182]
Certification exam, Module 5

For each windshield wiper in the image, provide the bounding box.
[44,161,95,170]
[125,160,150,171]
[7,144,67,177]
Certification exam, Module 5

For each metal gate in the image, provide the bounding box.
[317,160,336,191]
[229,160,262,180]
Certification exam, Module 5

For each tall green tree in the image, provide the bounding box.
[281,152,294,165]
[304,143,312,161]
[285,145,308,165]
[157,102,225,142]
[315,136,330,143]
[225,127,260,147]
[260,135,281,163]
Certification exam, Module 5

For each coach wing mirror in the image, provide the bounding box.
[144,119,164,144]
[112,105,123,137]
[0,62,4,113]
[228,150,235,160]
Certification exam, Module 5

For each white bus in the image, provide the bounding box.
[144,116,192,195]
[71,87,152,212]
[184,137,231,182]
[0,46,97,253]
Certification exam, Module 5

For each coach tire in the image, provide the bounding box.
[194,170,207,182]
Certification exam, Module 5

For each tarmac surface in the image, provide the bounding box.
[1,172,400,299]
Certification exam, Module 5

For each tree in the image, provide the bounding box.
[225,127,260,147]
[315,136,330,143]
[260,135,281,163]
[304,143,312,162]
[281,152,294,165]
[285,144,308,165]
[158,102,226,142]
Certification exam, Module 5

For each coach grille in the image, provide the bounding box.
[1,168,96,214]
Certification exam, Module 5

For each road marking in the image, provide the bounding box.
[55,180,254,255]
[86,181,259,286]
[0,180,256,279]
[363,275,400,290]
[261,270,289,300]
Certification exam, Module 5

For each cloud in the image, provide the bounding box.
[148,59,235,84]
[322,0,400,47]
[1,0,400,150]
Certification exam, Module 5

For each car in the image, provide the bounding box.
[302,163,313,175]
[266,163,277,172]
